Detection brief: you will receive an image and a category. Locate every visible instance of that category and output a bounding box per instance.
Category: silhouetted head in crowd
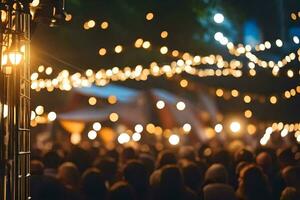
[33,176,65,200]
[180,160,205,192]
[280,187,300,200]
[81,168,107,200]
[234,149,254,164]
[58,162,80,190]
[139,153,155,176]
[31,160,44,176]
[282,166,300,190]
[198,144,213,161]
[237,164,271,200]
[203,182,237,200]
[121,147,137,164]
[211,150,232,170]
[156,150,177,169]
[94,157,117,184]
[123,160,149,198]
[159,165,185,200]
[108,181,136,200]
[178,146,196,162]
[107,149,120,163]
[205,163,228,184]
[256,151,273,175]
[67,146,91,173]
[278,148,296,169]
[43,150,62,169]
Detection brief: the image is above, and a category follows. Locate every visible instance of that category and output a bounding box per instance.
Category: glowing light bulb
[230,121,241,133]
[214,13,224,23]
[169,134,180,145]
[88,130,97,140]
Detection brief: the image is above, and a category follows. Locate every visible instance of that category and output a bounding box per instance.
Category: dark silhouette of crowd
[30,142,300,200]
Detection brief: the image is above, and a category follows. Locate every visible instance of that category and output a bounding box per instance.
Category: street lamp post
[0,1,31,200]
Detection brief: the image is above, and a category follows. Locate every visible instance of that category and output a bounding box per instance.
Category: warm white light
[3,104,8,118]
[70,133,81,145]
[93,122,102,131]
[30,111,36,121]
[214,124,223,133]
[118,133,130,144]
[293,36,299,44]
[280,129,288,137]
[156,100,165,109]
[48,112,57,121]
[169,134,180,145]
[176,101,186,111]
[132,132,141,142]
[88,130,97,140]
[214,13,224,23]
[30,0,40,7]
[183,123,192,133]
[134,124,143,133]
[276,39,283,47]
[8,51,23,65]
[35,106,44,115]
[214,32,223,41]
[230,121,241,133]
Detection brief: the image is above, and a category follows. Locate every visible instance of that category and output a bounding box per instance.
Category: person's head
[235,149,254,164]
[57,162,80,189]
[81,168,107,200]
[43,151,62,169]
[181,160,204,191]
[280,187,299,200]
[31,160,44,176]
[282,166,300,190]
[34,176,65,200]
[238,164,270,200]
[139,153,155,176]
[156,150,177,169]
[205,163,228,184]
[67,146,91,173]
[178,146,196,162]
[94,157,118,183]
[256,152,273,175]
[108,181,136,200]
[277,148,296,169]
[159,165,185,199]
[123,160,148,196]
[121,147,137,163]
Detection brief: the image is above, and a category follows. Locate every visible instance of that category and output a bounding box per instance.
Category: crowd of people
[30,142,300,200]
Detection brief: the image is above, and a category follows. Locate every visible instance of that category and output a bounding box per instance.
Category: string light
[146,12,154,21]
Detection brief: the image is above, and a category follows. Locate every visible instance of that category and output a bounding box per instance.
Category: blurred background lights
[160,31,168,38]
[132,132,141,142]
[183,123,192,133]
[214,13,224,23]
[176,101,186,111]
[35,105,44,115]
[169,134,180,145]
[230,121,241,133]
[3,104,8,118]
[109,112,119,122]
[48,112,57,121]
[100,21,109,29]
[275,39,283,47]
[70,133,81,145]
[156,100,165,109]
[134,124,143,133]
[280,129,288,137]
[118,132,130,144]
[88,97,97,105]
[30,111,36,121]
[293,36,299,44]
[88,130,97,140]
[214,123,223,133]
[146,12,154,21]
[93,122,102,131]
[214,32,223,41]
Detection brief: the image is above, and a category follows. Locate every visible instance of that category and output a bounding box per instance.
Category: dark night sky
[30,0,300,123]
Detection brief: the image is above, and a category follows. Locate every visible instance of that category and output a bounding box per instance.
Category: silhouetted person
[81,168,107,200]
[108,181,136,200]
[236,164,271,200]
[123,160,149,200]
[156,150,177,169]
